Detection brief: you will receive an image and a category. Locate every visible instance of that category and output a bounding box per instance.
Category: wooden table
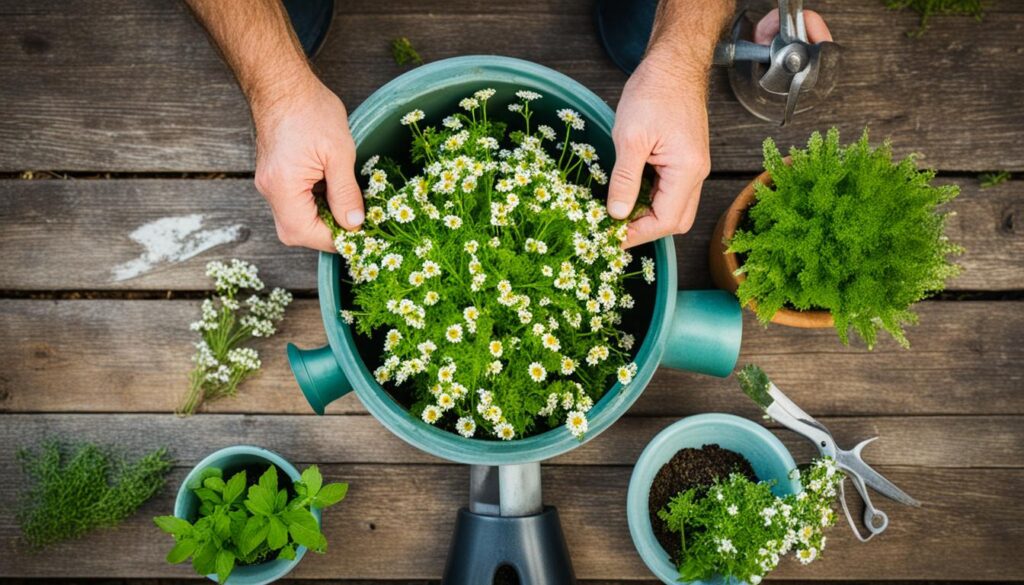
[1,0,1022,582]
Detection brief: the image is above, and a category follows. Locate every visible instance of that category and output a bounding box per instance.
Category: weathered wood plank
[1,413,1021,469]
[0,300,1020,417]
[0,0,1022,171]
[0,463,1020,580]
[1,177,1017,290]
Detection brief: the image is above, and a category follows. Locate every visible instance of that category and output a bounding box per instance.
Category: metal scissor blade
[837,440,921,507]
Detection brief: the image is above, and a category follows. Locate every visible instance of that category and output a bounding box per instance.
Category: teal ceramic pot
[174,446,322,585]
[287,55,743,466]
[626,414,802,585]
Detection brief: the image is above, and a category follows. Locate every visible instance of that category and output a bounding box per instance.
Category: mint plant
[323,89,655,441]
[179,259,293,415]
[155,465,347,583]
[659,458,842,584]
[728,128,962,349]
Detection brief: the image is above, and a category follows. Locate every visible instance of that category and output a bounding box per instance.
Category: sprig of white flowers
[323,89,656,441]
[178,259,292,415]
[659,458,842,584]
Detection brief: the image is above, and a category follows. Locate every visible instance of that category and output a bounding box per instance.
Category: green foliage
[391,37,423,66]
[326,89,655,441]
[728,128,962,349]
[658,459,842,584]
[17,440,173,548]
[179,260,293,415]
[736,364,773,409]
[884,0,985,36]
[155,465,347,583]
[979,170,1011,189]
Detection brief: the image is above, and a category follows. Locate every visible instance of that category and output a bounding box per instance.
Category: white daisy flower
[442,115,463,129]
[537,125,557,141]
[528,362,547,382]
[797,547,818,565]
[459,97,479,111]
[566,410,588,438]
[456,417,476,438]
[542,333,561,352]
[495,421,515,440]
[489,340,504,357]
[560,357,577,375]
[421,404,441,424]
[360,155,380,176]
[446,324,464,343]
[437,393,455,410]
[463,306,479,321]
[641,257,656,283]
[727,504,739,516]
[423,290,439,305]
[443,215,463,229]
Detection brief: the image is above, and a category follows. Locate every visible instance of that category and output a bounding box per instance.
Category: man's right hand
[252,75,364,252]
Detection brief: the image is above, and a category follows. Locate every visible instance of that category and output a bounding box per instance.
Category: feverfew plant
[659,458,843,584]
[325,89,655,441]
[179,259,293,415]
[155,465,347,583]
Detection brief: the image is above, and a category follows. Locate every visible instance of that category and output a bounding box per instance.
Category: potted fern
[709,128,962,349]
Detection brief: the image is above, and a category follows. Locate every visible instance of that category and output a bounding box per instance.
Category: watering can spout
[661,290,743,377]
[287,343,353,414]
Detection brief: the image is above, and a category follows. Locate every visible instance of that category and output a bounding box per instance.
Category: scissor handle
[839,475,889,542]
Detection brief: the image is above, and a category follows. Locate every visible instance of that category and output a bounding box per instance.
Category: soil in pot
[648,444,756,563]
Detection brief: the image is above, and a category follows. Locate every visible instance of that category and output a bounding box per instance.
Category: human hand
[607,54,711,248]
[754,8,833,44]
[252,75,364,252]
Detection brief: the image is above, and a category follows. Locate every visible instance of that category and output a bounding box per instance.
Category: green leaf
[267,517,289,550]
[245,484,275,517]
[274,488,288,512]
[188,467,223,491]
[258,465,278,495]
[166,538,197,564]
[213,511,232,540]
[192,540,218,576]
[222,471,246,504]
[277,543,296,560]
[194,487,222,505]
[203,476,226,492]
[153,515,193,537]
[300,465,323,498]
[312,482,348,509]
[283,509,326,552]
[215,549,236,584]
[238,516,269,555]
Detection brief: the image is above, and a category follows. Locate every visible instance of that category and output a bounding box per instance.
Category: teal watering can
[286,56,743,584]
[287,56,744,465]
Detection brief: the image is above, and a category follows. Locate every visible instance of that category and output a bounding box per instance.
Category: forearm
[645,0,734,90]
[184,0,317,118]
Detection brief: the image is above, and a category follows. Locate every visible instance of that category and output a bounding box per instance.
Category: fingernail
[346,210,364,227]
[609,201,630,219]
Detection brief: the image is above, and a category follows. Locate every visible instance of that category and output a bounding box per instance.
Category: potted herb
[324,88,657,441]
[627,414,841,584]
[154,446,347,584]
[709,128,962,348]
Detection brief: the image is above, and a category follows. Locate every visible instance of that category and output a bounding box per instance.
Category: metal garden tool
[595,0,843,125]
[738,365,921,541]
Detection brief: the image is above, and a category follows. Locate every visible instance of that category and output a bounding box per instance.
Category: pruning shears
[740,366,921,542]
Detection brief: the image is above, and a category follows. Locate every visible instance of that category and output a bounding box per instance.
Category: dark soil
[648,444,756,562]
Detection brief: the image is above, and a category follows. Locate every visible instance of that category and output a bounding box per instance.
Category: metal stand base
[441,507,576,585]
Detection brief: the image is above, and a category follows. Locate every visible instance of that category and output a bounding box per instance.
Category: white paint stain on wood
[111,214,244,281]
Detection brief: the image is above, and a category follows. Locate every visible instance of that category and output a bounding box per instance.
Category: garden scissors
[739,366,921,542]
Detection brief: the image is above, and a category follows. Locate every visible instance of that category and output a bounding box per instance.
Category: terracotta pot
[709,167,835,329]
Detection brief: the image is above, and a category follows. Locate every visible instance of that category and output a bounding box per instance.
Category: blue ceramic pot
[174,446,322,585]
[627,414,802,585]
[287,55,744,466]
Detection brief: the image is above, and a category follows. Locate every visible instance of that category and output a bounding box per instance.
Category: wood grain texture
[2,413,1021,470]
[0,300,1020,417]
[0,0,1022,172]
[1,177,1018,291]
[0,461,1020,580]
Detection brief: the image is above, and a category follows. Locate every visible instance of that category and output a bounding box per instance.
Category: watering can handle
[660,290,743,378]
[287,343,353,415]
